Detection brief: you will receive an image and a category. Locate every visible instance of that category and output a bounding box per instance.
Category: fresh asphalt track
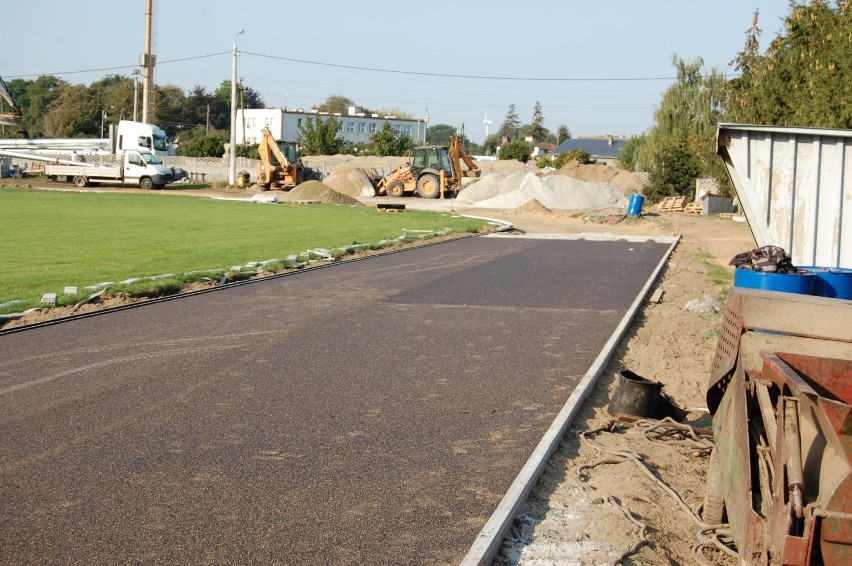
[0,234,673,564]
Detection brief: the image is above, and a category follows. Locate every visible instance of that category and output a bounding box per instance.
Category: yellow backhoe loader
[377,135,480,198]
[256,127,310,191]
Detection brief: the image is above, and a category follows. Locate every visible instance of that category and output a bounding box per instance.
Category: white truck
[44,150,174,189]
[0,120,174,158]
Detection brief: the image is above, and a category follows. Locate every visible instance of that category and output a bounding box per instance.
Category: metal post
[133,70,140,122]
[229,29,244,186]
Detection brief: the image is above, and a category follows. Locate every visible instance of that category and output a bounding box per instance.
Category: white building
[236,106,425,145]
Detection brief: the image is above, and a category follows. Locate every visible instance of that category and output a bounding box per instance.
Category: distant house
[554,135,627,166]
[531,142,557,158]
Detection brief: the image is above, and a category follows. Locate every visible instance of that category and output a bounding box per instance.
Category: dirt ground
[1,173,756,564]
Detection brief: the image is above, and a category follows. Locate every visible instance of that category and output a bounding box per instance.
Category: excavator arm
[448,135,480,184]
[0,76,23,127]
[258,127,291,170]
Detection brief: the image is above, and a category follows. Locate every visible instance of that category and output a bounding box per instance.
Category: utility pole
[229,29,244,186]
[206,104,210,135]
[140,0,155,124]
[132,68,141,122]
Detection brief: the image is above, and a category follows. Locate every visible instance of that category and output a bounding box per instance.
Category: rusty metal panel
[717,124,852,268]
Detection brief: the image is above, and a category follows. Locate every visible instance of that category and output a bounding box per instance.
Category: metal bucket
[608,370,664,419]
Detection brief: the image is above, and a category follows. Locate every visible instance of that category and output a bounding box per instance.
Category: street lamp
[229,29,245,186]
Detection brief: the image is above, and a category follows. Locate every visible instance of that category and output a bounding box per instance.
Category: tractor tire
[139,177,154,190]
[73,175,88,188]
[416,173,440,199]
[701,448,726,525]
[386,181,405,198]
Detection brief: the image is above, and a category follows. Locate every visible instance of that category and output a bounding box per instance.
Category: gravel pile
[321,165,378,198]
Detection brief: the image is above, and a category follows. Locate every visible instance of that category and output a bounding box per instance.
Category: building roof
[555,138,627,158]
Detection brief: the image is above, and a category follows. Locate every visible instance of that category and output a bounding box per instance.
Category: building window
[403,125,413,137]
[297,119,302,128]
[346,121,355,133]
[358,122,366,134]
[369,123,377,133]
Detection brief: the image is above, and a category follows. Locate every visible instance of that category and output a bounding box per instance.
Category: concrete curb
[460,234,681,565]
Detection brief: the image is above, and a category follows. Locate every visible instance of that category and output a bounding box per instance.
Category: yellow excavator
[256,127,310,191]
[377,135,480,198]
[0,75,23,128]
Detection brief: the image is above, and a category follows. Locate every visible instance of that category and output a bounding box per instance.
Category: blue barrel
[627,194,645,217]
[800,267,852,299]
[734,268,815,295]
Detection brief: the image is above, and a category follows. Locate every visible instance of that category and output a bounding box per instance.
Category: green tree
[498,104,521,140]
[298,114,343,155]
[645,55,730,194]
[525,101,550,142]
[647,140,701,203]
[617,134,649,171]
[426,123,456,144]
[176,127,228,157]
[4,76,65,137]
[728,2,852,128]
[369,121,413,156]
[317,95,355,114]
[556,123,571,145]
[497,140,533,162]
[555,148,594,168]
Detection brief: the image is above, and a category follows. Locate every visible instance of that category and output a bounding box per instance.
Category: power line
[8,52,229,79]
[241,51,676,82]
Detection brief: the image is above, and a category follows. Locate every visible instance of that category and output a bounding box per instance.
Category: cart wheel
[73,175,88,188]
[702,448,726,524]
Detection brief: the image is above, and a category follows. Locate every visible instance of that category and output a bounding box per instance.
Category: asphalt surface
[0,235,671,565]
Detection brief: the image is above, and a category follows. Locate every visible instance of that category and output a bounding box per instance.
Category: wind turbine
[483,113,492,139]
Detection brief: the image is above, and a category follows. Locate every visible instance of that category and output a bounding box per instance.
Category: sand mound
[279,180,362,206]
[508,199,553,216]
[550,161,646,193]
[322,165,376,197]
[465,172,628,211]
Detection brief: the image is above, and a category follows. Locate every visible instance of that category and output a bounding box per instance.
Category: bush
[646,141,700,203]
[498,140,533,162]
[536,156,553,169]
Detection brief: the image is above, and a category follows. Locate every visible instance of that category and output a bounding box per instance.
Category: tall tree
[728,2,852,128]
[498,104,521,140]
[646,55,729,192]
[426,123,456,144]
[317,95,355,114]
[556,123,571,145]
[525,101,550,142]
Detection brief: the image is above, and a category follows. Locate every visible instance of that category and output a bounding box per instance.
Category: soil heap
[278,180,362,206]
[321,165,377,198]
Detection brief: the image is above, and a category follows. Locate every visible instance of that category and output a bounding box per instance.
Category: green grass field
[0,188,487,311]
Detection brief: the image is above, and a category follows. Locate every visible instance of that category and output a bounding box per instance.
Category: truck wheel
[139,177,154,190]
[386,181,405,198]
[416,173,440,198]
[73,175,88,188]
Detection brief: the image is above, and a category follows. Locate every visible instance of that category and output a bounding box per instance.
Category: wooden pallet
[657,196,686,213]
[684,202,703,214]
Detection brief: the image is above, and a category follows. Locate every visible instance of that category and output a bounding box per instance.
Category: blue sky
[3,1,792,143]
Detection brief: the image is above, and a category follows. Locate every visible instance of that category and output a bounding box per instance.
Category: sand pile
[321,165,377,197]
[459,172,627,211]
[508,199,553,216]
[279,180,362,206]
[551,161,646,193]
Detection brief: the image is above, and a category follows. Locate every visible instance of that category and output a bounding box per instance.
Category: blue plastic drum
[734,268,815,295]
[799,267,852,300]
[627,194,645,217]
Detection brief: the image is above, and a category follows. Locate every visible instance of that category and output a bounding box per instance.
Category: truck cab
[125,150,173,188]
